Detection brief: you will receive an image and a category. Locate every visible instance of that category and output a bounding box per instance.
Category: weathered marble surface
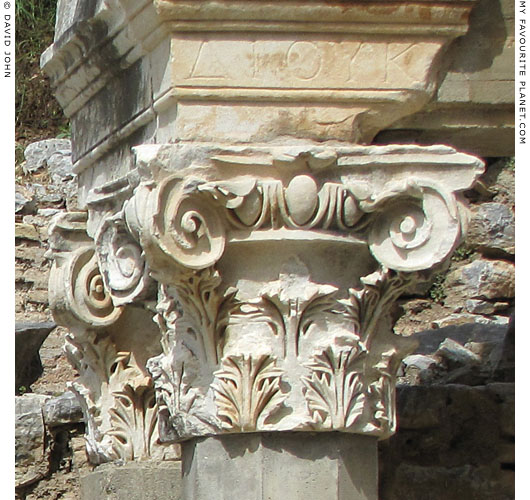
[41,0,484,206]
[41,5,489,499]
[47,141,483,460]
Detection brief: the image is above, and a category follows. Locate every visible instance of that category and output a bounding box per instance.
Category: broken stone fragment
[435,338,481,367]
[445,259,515,300]
[400,354,440,386]
[23,139,72,174]
[43,391,84,427]
[466,202,515,255]
[15,223,40,241]
[15,322,56,393]
[15,186,35,215]
[433,313,510,329]
[465,298,509,315]
[15,394,52,488]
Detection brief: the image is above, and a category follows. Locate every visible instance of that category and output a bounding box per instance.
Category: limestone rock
[15,322,56,393]
[15,186,36,215]
[435,338,481,367]
[43,391,84,427]
[465,298,510,315]
[400,354,440,386]
[32,183,66,205]
[466,203,514,255]
[15,223,40,241]
[403,355,438,372]
[433,313,509,328]
[23,139,72,174]
[492,314,514,382]
[15,394,52,488]
[446,259,515,300]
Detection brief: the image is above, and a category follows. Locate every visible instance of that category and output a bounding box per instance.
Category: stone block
[435,338,481,367]
[15,245,46,265]
[15,186,36,215]
[15,394,52,488]
[394,385,500,464]
[486,383,514,437]
[410,322,511,356]
[380,463,513,500]
[80,461,182,500]
[15,322,56,392]
[27,290,51,305]
[433,314,509,328]
[22,268,50,288]
[15,223,40,241]
[491,315,514,382]
[23,139,72,173]
[465,299,509,315]
[43,391,84,427]
[466,202,515,255]
[446,259,515,300]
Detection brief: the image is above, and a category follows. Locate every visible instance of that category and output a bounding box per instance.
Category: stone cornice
[42,0,479,176]
[155,0,475,34]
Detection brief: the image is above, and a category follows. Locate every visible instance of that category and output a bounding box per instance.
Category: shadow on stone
[15,322,56,394]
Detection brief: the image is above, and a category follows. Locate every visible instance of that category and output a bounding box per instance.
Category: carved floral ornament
[47,212,176,464]
[48,143,484,450]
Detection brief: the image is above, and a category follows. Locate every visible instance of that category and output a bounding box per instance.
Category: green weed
[428,273,446,303]
[451,244,474,262]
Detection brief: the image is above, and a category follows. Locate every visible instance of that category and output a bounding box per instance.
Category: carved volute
[47,142,482,447]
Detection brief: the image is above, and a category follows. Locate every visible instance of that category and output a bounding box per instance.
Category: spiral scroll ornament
[96,217,153,306]
[68,249,123,326]
[368,187,461,272]
[152,176,226,270]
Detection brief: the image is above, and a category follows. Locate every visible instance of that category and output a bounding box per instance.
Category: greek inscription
[349,43,387,84]
[286,41,322,80]
[387,44,419,82]
[189,41,227,79]
[349,42,425,85]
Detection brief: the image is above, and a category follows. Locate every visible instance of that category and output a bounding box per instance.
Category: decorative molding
[48,142,483,447]
[47,212,176,464]
[302,345,366,429]
[65,333,168,463]
[47,212,123,330]
[213,354,285,432]
[95,214,153,306]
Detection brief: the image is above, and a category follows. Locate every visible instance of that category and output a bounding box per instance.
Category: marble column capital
[48,141,483,445]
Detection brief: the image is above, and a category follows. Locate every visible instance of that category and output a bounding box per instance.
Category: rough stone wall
[15,140,88,500]
[15,140,80,396]
[15,142,514,499]
[394,156,514,337]
[379,156,515,500]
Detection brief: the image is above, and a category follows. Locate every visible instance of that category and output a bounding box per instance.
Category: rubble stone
[446,259,515,300]
[23,139,72,174]
[15,322,56,393]
[15,223,40,241]
[43,391,84,427]
[466,202,515,255]
[435,338,481,366]
[15,394,52,488]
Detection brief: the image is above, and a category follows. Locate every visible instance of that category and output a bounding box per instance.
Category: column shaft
[182,433,378,500]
